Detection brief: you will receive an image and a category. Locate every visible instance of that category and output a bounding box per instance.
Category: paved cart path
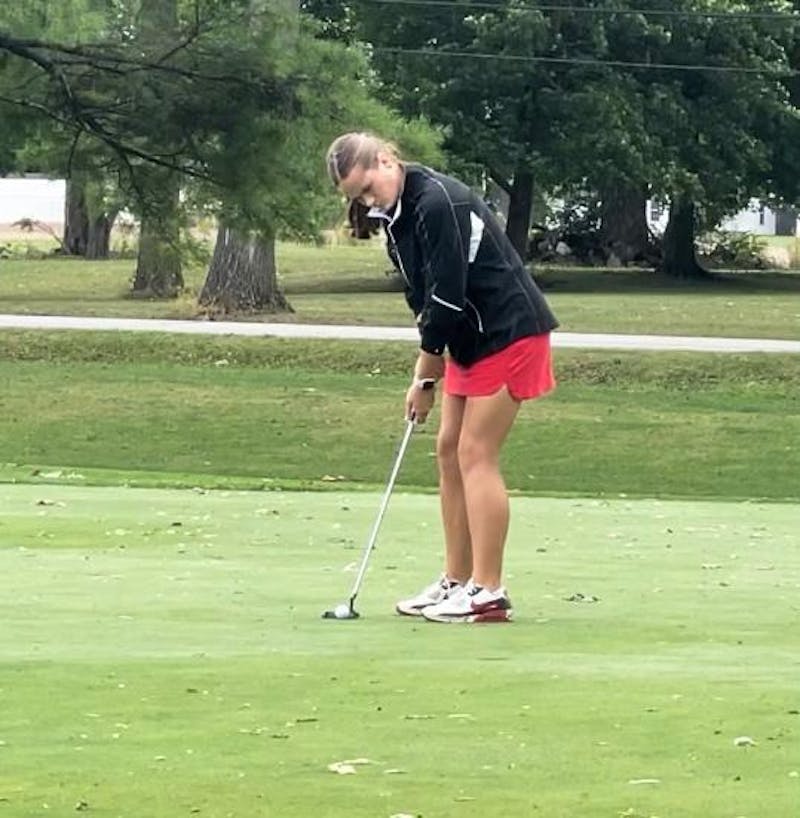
[1,313,799,353]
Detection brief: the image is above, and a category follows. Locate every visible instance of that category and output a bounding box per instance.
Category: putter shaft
[348,419,415,602]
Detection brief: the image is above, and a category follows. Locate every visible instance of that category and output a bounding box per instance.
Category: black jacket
[372,164,558,367]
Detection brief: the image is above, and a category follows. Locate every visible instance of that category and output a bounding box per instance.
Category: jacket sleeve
[413,187,468,355]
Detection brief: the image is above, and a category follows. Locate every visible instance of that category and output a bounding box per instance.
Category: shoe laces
[465,579,482,596]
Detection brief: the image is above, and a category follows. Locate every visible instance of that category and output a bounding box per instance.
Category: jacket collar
[367,196,402,227]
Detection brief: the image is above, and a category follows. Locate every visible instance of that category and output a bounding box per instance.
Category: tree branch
[1,29,277,89]
[0,93,218,183]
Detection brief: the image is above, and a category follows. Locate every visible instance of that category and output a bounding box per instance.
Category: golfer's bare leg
[436,392,472,583]
[458,387,520,590]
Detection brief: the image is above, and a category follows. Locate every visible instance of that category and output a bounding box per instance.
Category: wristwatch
[415,378,436,391]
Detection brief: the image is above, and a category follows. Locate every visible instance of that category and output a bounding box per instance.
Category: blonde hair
[326,132,401,186]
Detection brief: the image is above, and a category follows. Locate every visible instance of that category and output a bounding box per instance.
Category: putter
[322,418,416,620]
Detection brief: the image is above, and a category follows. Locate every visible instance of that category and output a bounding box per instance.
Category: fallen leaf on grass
[564,593,600,603]
[328,763,356,775]
[327,758,373,775]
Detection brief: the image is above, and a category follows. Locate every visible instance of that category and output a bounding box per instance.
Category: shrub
[697,231,767,269]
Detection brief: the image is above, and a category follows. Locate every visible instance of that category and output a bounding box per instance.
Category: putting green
[1,485,798,817]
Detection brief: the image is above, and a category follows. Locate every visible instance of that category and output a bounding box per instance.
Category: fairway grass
[1,484,798,818]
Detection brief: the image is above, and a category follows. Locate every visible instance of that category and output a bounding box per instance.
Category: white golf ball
[334,603,351,619]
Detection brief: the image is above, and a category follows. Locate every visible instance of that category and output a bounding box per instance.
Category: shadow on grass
[285,268,800,297]
[283,274,403,295]
[536,266,800,294]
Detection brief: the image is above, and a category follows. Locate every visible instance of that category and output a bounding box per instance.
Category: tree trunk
[131,173,183,297]
[660,197,708,278]
[199,224,292,314]
[63,178,89,256]
[600,182,651,265]
[505,170,534,261]
[132,214,183,297]
[85,212,116,259]
[63,176,115,259]
[787,22,800,107]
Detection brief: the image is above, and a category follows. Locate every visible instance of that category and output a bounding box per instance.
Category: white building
[647,198,799,236]
[0,176,66,226]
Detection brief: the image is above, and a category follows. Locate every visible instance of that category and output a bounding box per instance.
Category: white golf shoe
[421,580,513,623]
[395,574,464,617]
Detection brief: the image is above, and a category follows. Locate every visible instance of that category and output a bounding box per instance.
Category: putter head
[321,602,360,620]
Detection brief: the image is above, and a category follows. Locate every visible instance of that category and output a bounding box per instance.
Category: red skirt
[444,333,556,401]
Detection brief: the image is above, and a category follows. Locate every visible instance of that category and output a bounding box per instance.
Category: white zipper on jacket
[465,298,485,333]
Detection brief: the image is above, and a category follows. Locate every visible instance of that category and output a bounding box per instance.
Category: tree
[197,20,443,314]
[129,0,184,296]
[310,0,798,276]
[0,1,124,257]
[580,2,800,275]
[309,2,669,261]
[1,0,299,305]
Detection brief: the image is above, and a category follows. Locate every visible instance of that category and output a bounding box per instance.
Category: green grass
[1,332,798,501]
[0,257,207,318]
[1,244,798,817]
[1,243,798,817]
[1,243,799,337]
[1,484,798,817]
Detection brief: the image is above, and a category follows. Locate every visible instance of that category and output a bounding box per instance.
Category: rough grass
[0,332,798,502]
[2,329,800,384]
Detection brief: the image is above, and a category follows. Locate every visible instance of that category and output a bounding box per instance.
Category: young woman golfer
[326,133,558,623]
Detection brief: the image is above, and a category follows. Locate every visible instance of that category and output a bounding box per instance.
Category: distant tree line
[305,0,800,277]
[1,0,798,314]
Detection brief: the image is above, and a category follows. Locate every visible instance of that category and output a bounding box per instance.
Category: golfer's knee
[436,430,460,472]
[457,436,493,476]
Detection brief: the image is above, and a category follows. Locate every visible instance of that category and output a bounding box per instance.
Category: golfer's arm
[414,349,444,382]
